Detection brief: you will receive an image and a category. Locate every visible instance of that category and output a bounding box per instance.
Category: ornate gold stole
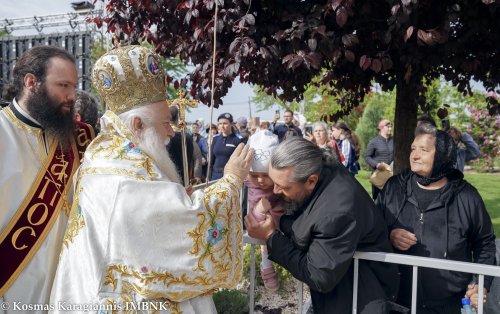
[0,123,94,296]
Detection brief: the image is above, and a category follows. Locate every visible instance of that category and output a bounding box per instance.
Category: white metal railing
[241,247,500,314]
[353,252,500,314]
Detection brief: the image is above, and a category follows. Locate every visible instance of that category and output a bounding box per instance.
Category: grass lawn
[355,170,500,237]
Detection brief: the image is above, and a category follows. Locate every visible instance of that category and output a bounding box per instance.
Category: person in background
[447,126,481,172]
[74,90,99,131]
[210,113,243,180]
[196,118,206,138]
[260,120,271,131]
[0,45,94,310]
[245,137,399,314]
[377,123,496,313]
[236,116,250,143]
[245,130,284,291]
[248,117,259,134]
[365,119,394,199]
[272,109,303,142]
[306,121,344,165]
[331,121,361,176]
[199,123,217,181]
[167,106,203,186]
[191,121,202,144]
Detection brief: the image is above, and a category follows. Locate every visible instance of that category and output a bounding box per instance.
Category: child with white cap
[245,129,284,291]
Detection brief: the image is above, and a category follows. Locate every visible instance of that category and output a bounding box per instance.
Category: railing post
[411,266,418,314]
[352,257,359,314]
[249,243,256,314]
[297,280,303,313]
[478,274,484,314]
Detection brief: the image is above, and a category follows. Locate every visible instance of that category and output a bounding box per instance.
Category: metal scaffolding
[0,10,102,34]
[0,8,103,95]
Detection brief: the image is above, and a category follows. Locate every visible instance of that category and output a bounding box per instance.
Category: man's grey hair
[271,137,323,182]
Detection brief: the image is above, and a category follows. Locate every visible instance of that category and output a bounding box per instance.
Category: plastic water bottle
[461,297,477,314]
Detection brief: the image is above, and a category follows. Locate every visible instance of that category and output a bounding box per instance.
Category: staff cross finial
[170,90,198,129]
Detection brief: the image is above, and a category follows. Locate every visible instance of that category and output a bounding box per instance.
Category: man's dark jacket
[267,164,399,314]
[167,132,193,185]
[364,135,394,171]
[377,169,496,308]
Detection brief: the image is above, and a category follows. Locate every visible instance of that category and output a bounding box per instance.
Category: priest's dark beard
[25,83,76,150]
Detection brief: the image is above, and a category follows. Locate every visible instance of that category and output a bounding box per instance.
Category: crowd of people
[0,44,496,314]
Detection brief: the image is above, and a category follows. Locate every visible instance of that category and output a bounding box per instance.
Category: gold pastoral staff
[171,90,198,186]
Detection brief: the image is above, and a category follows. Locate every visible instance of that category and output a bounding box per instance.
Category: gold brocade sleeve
[98,174,244,306]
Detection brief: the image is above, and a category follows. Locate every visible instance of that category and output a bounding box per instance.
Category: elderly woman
[307,121,343,164]
[377,123,496,313]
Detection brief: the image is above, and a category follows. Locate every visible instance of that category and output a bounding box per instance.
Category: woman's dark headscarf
[413,124,457,186]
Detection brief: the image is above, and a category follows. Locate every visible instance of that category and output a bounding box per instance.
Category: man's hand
[465,284,487,309]
[224,143,253,180]
[390,228,417,251]
[376,162,387,171]
[244,212,276,241]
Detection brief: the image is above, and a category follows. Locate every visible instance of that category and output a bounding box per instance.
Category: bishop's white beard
[136,127,181,184]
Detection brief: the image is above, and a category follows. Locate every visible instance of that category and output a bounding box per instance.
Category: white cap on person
[247,129,279,173]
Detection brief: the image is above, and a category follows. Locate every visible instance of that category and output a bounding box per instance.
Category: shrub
[213,289,249,314]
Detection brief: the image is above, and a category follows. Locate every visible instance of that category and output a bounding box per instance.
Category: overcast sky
[1,0,281,124]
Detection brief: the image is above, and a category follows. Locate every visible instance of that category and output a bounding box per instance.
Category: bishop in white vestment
[50,45,251,313]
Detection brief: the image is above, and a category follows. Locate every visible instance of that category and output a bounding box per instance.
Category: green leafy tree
[96,0,499,173]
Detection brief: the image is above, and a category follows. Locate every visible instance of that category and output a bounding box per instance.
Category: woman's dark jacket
[267,164,399,314]
[377,169,496,308]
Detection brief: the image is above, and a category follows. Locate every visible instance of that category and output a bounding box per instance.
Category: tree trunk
[393,77,419,174]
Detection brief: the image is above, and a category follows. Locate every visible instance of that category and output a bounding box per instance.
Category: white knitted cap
[248,129,279,173]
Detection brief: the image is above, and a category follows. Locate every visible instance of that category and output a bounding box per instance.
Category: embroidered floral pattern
[124,141,142,154]
[207,223,224,245]
[84,112,160,179]
[187,174,243,286]
[102,267,182,314]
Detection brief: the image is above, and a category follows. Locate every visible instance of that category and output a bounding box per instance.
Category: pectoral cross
[171,90,198,186]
